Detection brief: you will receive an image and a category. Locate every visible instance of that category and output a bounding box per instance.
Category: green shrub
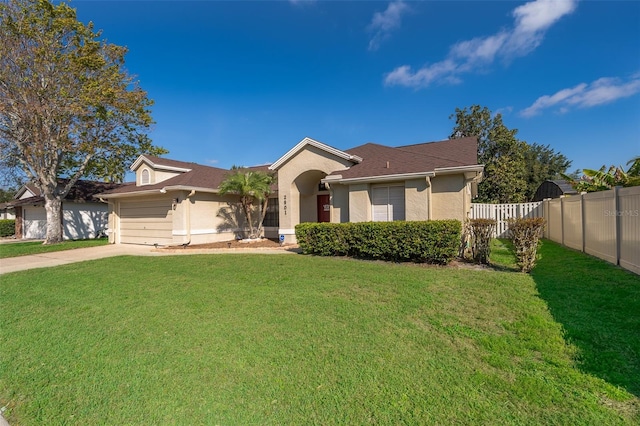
[295,220,461,264]
[469,218,496,264]
[508,217,545,273]
[0,219,15,237]
[295,223,351,256]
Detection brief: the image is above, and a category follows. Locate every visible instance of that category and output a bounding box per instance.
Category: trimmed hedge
[295,220,461,264]
[0,219,15,237]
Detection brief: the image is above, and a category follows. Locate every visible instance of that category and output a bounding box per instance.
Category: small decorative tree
[508,217,545,273]
[218,168,275,239]
[469,218,496,264]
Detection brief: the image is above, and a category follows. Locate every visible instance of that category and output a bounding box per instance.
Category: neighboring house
[7,180,123,240]
[0,203,15,220]
[533,179,578,201]
[98,136,483,245]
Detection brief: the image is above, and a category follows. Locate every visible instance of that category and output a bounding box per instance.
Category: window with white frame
[372,185,405,221]
[141,168,150,185]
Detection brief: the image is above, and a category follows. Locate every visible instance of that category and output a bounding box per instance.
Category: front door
[317,194,330,222]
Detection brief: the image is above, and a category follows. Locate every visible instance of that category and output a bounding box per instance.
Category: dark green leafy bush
[469,218,496,264]
[0,219,15,237]
[508,217,546,273]
[295,220,461,264]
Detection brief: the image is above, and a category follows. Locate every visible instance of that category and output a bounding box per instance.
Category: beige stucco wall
[331,183,349,223]
[275,145,354,243]
[174,191,265,244]
[405,178,429,221]
[431,174,466,221]
[348,183,371,222]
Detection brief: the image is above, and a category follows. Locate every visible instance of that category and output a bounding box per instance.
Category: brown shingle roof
[332,137,478,179]
[8,180,125,207]
[137,155,198,170]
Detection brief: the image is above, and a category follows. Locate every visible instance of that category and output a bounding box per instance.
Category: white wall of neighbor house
[62,202,108,240]
[1,209,15,220]
[21,203,108,240]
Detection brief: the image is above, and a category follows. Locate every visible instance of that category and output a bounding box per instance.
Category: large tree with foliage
[0,0,166,244]
[523,142,571,200]
[218,168,275,239]
[450,105,570,203]
[450,105,528,203]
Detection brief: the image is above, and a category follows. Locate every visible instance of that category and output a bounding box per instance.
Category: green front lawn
[0,238,108,259]
[0,242,638,424]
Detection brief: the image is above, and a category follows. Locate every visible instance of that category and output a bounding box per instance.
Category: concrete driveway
[0,244,162,275]
[0,243,300,275]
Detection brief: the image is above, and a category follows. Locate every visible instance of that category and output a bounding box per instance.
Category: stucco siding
[275,144,354,242]
[405,178,429,221]
[331,183,349,223]
[431,174,465,220]
[348,183,371,222]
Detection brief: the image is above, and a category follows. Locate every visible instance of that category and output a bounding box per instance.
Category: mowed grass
[0,238,108,259]
[1,244,638,425]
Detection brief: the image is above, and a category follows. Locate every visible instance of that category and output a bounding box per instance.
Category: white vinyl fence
[470,202,543,238]
[470,186,640,275]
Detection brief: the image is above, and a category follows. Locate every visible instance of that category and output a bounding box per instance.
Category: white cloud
[384,0,577,88]
[521,75,640,117]
[368,1,410,51]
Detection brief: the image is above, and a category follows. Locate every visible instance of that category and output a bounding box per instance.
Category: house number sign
[283,195,287,215]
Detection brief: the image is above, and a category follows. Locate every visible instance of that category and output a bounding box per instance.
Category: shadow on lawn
[530,240,640,397]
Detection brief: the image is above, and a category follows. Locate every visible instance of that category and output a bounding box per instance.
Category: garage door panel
[119,199,173,245]
[23,207,47,239]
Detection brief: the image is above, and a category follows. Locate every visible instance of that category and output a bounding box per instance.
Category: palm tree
[218,168,275,239]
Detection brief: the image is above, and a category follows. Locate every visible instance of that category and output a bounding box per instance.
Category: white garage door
[119,199,173,245]
[23,206,47,239]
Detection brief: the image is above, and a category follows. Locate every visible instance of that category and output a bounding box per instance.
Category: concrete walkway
[0,243,300,275]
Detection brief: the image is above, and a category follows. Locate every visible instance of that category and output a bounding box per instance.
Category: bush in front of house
[469,218,496,264]
[295,220,461,264]
[0,219,15,237]
[508,217,546,273]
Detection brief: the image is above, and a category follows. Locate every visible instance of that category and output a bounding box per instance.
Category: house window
[141,169,150,185]
[263,198,279,227]
[372,186,405,221]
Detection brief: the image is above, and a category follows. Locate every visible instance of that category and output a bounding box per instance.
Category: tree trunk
[43,195,63,244]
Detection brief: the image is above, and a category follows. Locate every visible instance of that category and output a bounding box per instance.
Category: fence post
[614,186,621,266]
[560,195,565,246]
[580,192,586,254]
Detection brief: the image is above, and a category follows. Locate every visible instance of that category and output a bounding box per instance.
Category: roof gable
[269,137,362,171]
[130,154,196,173]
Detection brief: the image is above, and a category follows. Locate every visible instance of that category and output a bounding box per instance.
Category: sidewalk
[0,243,300,275]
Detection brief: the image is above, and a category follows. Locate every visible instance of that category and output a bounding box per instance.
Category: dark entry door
[317,194,330,222]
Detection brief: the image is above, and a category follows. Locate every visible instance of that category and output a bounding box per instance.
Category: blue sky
[73,0,640,174]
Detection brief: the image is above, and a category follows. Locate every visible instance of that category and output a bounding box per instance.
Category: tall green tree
[0,0,166,244]
[450,105,528,203]
[218,168,275,239]
[523,143,571,200]
[450,105,571,203]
